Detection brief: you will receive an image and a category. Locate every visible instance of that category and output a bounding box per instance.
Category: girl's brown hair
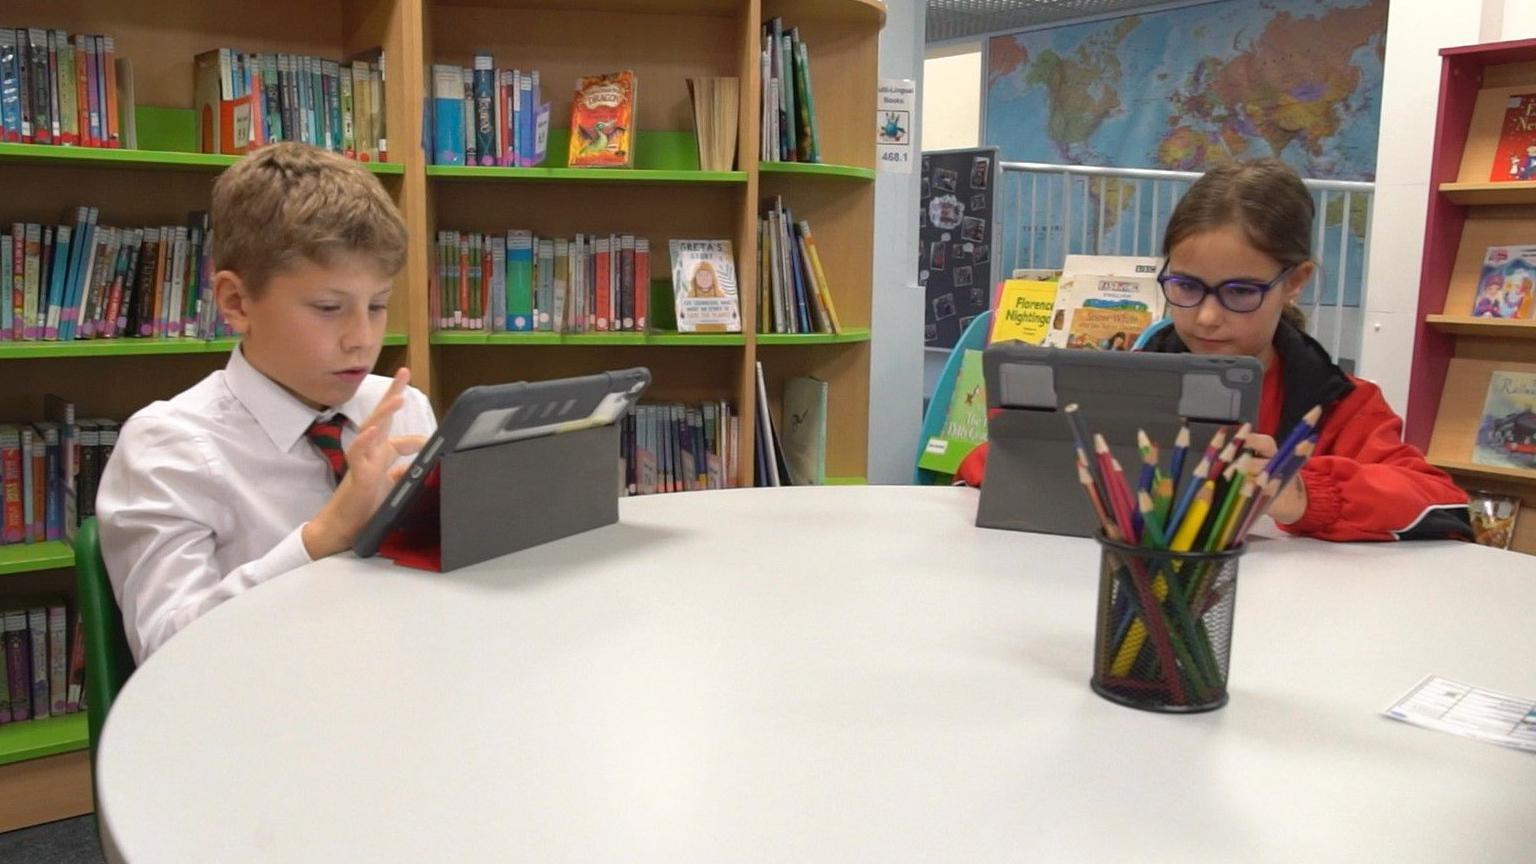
[1162,158,1312,331]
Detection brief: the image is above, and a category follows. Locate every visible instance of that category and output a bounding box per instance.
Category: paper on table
[1383,674,1536,754]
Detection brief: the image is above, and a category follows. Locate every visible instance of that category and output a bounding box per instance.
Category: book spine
[25,29,51,145]
[36,425,61,540]
[473,55,495,166]
[28,609,48,718]
[326,60,342,152]
[72,37,88,146]
[338,62,352,156]
[88,36,105,148]
[800,223,842,333]
[65,608,84,712]
[462,67,474,165]
[794,223,831,333]
[634,238,650,333]
[431,65,464,166]
[14,28,33,143]
[508,231,532,331]
[54,30,77,146]
[44,31,60,144]
[552,238,568,334]
[5,611,30,721]
[0,230,9,341]
[103,35,120,147]
[19,428,35,540]
[48,606,67,716]
[22,224,43,340]
[594,237,611,332]
[617,234,634,332]
[21,224,40,340]
[0,31,20,142]
[26,428,45,541]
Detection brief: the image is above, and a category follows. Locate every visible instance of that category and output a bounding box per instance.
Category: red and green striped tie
[304,415,349,484]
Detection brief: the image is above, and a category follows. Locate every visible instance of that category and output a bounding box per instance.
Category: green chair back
[74,517,136,767]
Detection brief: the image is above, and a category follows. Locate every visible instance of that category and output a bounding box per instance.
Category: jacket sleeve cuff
[1279,464,1341,534]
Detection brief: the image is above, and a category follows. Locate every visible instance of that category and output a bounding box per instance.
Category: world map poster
[984,0,1387,182]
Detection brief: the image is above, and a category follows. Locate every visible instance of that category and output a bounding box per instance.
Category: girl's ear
[1284,261,1315,305]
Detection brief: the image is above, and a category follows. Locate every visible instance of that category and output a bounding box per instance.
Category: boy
[97,143,436,663]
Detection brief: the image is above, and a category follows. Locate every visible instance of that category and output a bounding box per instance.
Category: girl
[958,159,1472,543]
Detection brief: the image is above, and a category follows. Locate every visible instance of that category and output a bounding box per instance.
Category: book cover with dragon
[569,71,635,168]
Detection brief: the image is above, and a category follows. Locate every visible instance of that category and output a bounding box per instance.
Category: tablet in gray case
[975,343,1262,538]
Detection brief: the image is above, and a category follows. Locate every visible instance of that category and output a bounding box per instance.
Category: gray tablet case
[975,343,1262,538]
[439,423,619,572]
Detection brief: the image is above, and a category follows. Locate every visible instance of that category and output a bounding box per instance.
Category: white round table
[96,486,1536,863]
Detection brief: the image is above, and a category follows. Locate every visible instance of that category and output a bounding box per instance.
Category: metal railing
[999,161,1375,368]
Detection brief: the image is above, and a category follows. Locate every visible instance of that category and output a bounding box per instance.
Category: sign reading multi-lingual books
[877,78,915,174]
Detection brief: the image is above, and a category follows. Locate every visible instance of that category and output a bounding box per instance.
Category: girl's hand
[1235,433,1308,524]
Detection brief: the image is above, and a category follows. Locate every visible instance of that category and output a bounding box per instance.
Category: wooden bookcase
[1408,38,1536,555]
[0,0,882,827]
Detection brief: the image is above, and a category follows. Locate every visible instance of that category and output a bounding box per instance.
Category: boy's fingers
[388,464,409,484]
[361,369,411,427]
[390,435,427,455]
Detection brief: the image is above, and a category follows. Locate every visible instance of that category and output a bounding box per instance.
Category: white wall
[868,0,925,484]
[922,42,982,151]
[1358,0,1536,414]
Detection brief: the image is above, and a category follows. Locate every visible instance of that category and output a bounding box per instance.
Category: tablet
[975,343,1261,537]
[353,367,651,558]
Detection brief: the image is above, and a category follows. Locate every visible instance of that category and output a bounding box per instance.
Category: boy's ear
[1284,261,1315,304]
[214,270,253,334]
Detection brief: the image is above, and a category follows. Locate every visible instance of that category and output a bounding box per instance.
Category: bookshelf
[1407,38,1536,556]
[1,0,883,823]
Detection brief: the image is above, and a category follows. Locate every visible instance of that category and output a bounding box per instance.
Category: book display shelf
[1409,39,1536,555]
[1,0,883,827]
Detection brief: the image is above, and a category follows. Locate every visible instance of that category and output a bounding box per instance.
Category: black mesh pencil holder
[1090,533,1244,713]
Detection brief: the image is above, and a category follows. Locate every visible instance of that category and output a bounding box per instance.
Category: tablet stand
[378,423,620,572]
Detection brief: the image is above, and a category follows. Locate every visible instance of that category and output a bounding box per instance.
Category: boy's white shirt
[96,345,437,663]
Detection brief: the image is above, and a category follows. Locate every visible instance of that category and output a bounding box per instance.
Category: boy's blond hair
[211,142,407,294]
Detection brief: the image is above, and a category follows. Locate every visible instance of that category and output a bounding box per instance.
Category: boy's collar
[226,345,356,453]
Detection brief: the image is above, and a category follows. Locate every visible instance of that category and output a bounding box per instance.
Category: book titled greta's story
[669,239,740,333]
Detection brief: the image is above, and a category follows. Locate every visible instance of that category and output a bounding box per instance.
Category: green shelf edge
[0,541,75,576]
[426,165,746,185]
[0,142,402,174]
[0,333,406,359]
[431,332,744,346]
[756,328,872,345]
[759,161,876,181]
[0,714,90,766]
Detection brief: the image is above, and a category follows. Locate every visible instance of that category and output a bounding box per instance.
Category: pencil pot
[1090,534,1243,713]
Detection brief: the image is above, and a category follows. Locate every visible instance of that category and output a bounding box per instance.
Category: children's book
[669,239,740,333]
[1490,92,1536,183]
[918,348,987,475]
[1472,370,1536,470]
[1468,490,1520,550]
[1469,245,1536,319]
[781,376,826,485]
[1044,255,1163,350]
[569,71,635,168]
[989,279,1059,345]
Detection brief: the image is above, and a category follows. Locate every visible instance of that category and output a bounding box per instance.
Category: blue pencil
[1263,404,1322,477]
[1167,422,1190,502]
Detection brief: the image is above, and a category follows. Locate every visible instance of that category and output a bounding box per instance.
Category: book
[4,610,29,721]
[686,77,739,172]
[0,426,21,543]
[569,71,635,168]
[27,607,47,718]
[669,239,741,333]
[1472,371,1536,470]
[781,376,826,485]
[1045,255,1164,350]
[1490,92,1536,183]
[48,605,66,715]
[432,64,464,166]
[917,349,988,475]
[1469,245,1536,319]
[754,361,781,487]
[1468,490,1520,550]
[65,607,84,712]
[989,279,1060,345]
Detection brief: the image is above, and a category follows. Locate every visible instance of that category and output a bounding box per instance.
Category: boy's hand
[302,369,425,559]
[1235,433,1308,525]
